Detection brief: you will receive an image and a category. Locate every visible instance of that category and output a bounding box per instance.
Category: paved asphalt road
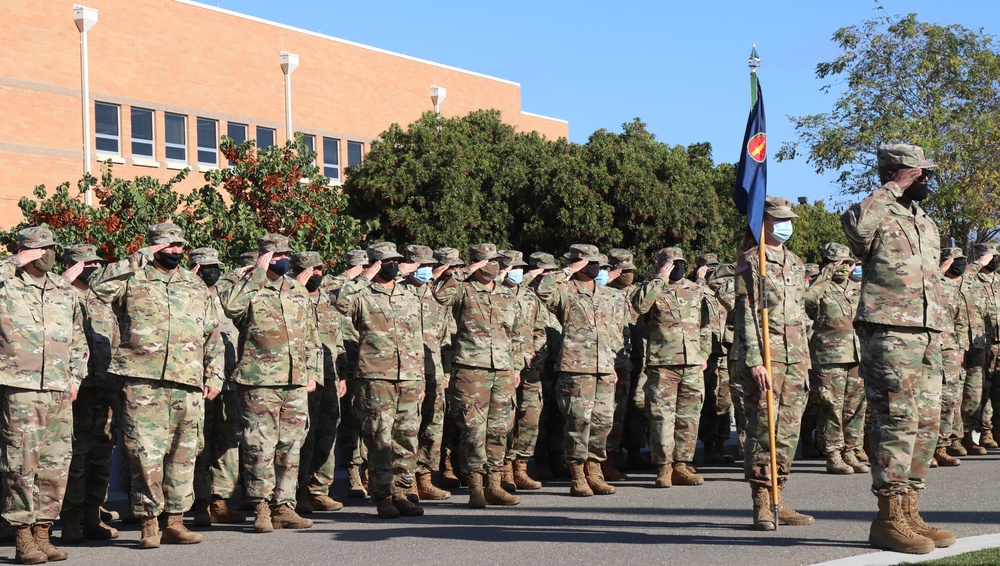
[17,447,999,566]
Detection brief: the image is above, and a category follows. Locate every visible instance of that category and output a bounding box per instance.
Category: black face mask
[155,252,184,270]
[947,258,967,277]
[79,266,99,284]
[904,182,930,202]
[379,262,399,281]
[306,274,323,292]
[198,265,222,287]
[584,263,601,279]
[669,261,687,282]
[986,257,1000,273]
[269,258,290,277]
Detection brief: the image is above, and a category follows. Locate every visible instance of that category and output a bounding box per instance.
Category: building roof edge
[520,110,568,124]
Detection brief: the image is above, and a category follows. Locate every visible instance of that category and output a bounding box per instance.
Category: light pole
[430,85,446,114]
[74,5,98,206]
[280,52,299,142]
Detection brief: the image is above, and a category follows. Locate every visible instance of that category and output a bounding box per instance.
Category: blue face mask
[770,220,793,244]
[852,266,863,280]
[505,268,524,286]
[413,266,434,285]
[268,258,290,276]
[595,269,610,286]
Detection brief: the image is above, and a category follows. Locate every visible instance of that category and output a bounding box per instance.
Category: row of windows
[95,102,364,181]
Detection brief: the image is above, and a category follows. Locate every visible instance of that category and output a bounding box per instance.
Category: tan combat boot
[980,429,998,449]
[416,472,452,500]
[901,490,956,548]
[13,524,47,564]
[161,513,203,544]
[32,522,68,561]
[360,463,370,492]
[441,456,462,489]
[82,505,118,539]
[584,460,616,495]
[569,462,593,497]
[654,464,672,488]
[933,446,961,467]
[601,458,629,482]
[751,485,776,531]
[309,492,345,511]
[99,507,119,522]
[947,438,967,457]
[403,482,420,503]
[208,496,246,523]
[375,497,400,519]
[842,448,870,473]
[671,462,705,486]
[961,432,987,455]
[484,471,521,506]
[59,507,84,544]
[775,484,814,526]
[467,472,487,508]
[192,498,212,527]
[501,460,517,492]
[869,494,934,554]
[825,451,854,474]
[137,516,160,548]
[252,499,273,533]
[392,489,424,517]
[512,458,542,490]
[855,447,869,463]
[270,503,314,529]
[347,465,368,498]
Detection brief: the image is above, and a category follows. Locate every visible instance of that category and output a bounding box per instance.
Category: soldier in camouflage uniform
[695,253,736,465]
[601,249,637,481]
[536,244,618,497]
[965,243,999,453]
[733,197,814,531]
[935,248,969,467]
[60,244,120,545]
[431,247,466,489]
[711,263,746,460]
[188,247,246,528]
[434,243,522,507]
[336,242,425,519]
[805,243,868,475]
[842,144,953,554]
[0,227,86,564]
[91,222,223,549]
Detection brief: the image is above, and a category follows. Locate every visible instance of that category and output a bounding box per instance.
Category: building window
[257,127,275,150]
[95,102,120,154]
[165,113,186,162]
[323,137,340,180]
[227,122,247,166]
[131,107,154,158]
[197,118,218,166]
[301,134,315,155]
[347,141,364,169]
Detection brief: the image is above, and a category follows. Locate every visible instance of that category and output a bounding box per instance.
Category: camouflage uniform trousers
[939,349,964,447]
[742,360,808,487]
[121,378,203,518]
[645,365,705,464]
[982,345,1000,433]
[300,376,341,496]
[623,358,650,452]
[858,323,942,496]
[240,385,308,507]
[699,351,734,444]
[959,346,987,436]
[507,368,543,459]
[812,363,867,454]
[556,372,615,464]
[0,388,73,525]
[193,387,241,500]
[605,363,632,453]
[801,370,823,453]
[451,366,515,473]
[355,379,421,500]
[337,347,367,468]
[64,386,119,512]
[416,354,447,474]
[727,351,747,453]
[532,364,563,465]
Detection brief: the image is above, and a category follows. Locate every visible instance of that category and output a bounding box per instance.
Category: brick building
[0,0,568,227]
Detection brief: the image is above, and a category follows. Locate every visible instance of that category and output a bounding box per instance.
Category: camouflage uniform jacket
[335,278,424,381]
[733,246,808,368]
[91,248,224,391]
[535,270,617,374]
[973,266,1000,343]
[221,268,323,387]
[608,285,637,370]
[958,274,990,349]
[79,287,121,390]
[709,271,736,348]
[842,182,944,332]
[212,288,239,383]
[0,257,87,391]
[433,277,521,371]
[516,284,549,372]
[404,280,451,375]
[699,278,727,355]
[940,276,970,352]
[633,277,710,367]
[323,273,358,351]
[804,271,861,365]
[310,288,344,370]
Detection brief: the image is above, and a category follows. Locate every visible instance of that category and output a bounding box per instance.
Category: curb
[812,533,1000,565]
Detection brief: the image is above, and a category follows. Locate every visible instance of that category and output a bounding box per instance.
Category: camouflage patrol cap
[291,251,323,271]
[695,253,720,267]
[877,144,935,170]
[529,252,558,271]
[469,243,500,262]
[188,247,221,266]
[18,226,56,249]
[346,249,370,267]
[404,245,437,265]
[609,249,636,271]
[941,247,966,261]
[367,242,403,262]
[146,222,187,246]
[596,254,612,269]
[764,196,799,220]
[257,233,293,254]
[564,244,601,263]
[656,247,686,264]
[821,243,852,263]
[805,263,820,278]
[239,251,259,267]
[974,242,998,257]
[497,250,528,268]
[433,247,465,267]
[64,244,102,264]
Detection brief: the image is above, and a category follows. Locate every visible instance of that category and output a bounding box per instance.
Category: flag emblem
[747,132,766,163]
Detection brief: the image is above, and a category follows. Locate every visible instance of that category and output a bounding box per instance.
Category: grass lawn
[895,547,1000,565]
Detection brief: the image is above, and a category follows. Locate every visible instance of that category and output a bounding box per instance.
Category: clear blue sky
[217,0,998,209]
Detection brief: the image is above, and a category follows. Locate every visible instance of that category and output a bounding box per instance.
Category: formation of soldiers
[0,143,993,562]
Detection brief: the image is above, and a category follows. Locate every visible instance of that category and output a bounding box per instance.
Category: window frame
[94,101,121,155]
[322,137,340,181]
[196,117,218,166]
[130,107,155,159]
[347,140,364,170]
[164,112,187,163]
[257,127,276,150]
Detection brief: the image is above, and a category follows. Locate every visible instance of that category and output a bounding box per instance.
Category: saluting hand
[398,262,419,276]
[468,260,488,273]
[526,268,544,281]
[147,243,171,255]
[63,261,85,283]
[656,260,675,280]
[189,263,201,274]
[13,248,45,266]
[295,267,313,286]
[255,251,274,271]
[696,266,709,281]
[891,167,924,190]
[362,260,382,281]
[607,268,622,283]
[343,265,365,279]
[568,259,588,274]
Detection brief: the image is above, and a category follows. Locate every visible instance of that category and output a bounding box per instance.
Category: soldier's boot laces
[933,446,961,467]
[375,497,400,519]
[484,471,521,506]
[512,458,542,490]
[416,472,452,500]
[869,494,935,554]
[569,462,594,497]
[270,503,314,529]
[252,500,274,533]
[161,513,203,544]
[901,490,956,548]
[309,493,345,511]
[751,485,775,531]
[440,457,462,489]
[825,451,854,475]
[192,498,212,527]
[347,465,369,498]
[32,522,67,562]
[295,488,314,515]
[980,429,999,449]
[208,496,246,523]
[13,524,47,565]
[842,448,871,473]
[947,438,967,457]
[82,505,118,540]
[654,464,672,488]
[961,433,987,456]
[467,472,487,509]
[58,508,84,545]
[392,489,424,517]
[776,485,814,526]
[600,457,629,482]
[501,460,517,492]
[671,462,705,486]
[137,516,160,548]
[584,460,616,495]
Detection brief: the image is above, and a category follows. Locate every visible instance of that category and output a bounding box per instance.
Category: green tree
[784,200,849,264]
